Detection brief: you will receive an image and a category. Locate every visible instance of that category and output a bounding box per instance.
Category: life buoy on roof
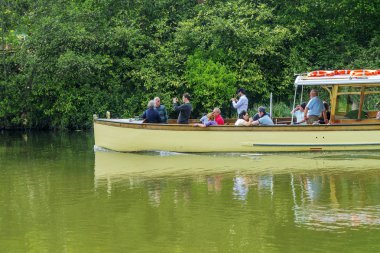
[334,70,351,75]
[307,70,335,77]
[350,69,379,77]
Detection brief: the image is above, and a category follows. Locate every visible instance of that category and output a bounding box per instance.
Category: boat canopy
[294,75,380,87]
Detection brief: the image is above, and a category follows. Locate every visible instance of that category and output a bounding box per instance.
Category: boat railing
[156,117,295,125]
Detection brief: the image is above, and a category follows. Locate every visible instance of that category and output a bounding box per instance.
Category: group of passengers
[141,97,168,123]
[234,107,274,126]
[194,108,225,127]
[141,93,193,124]
[291,90,330,125]
[142,88,334,126]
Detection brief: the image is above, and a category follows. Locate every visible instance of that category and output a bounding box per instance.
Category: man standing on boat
[173,93,192,124]
[231,88,248,115]
[154,97,168,123]
[142,100,162,123]
[304,89,328,124]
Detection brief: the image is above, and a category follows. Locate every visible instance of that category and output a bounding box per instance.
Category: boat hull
[94,120,380,152]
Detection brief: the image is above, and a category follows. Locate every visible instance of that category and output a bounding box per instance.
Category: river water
[1,131,380,252]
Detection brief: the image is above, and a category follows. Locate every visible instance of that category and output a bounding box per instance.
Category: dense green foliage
[1,0,379,129]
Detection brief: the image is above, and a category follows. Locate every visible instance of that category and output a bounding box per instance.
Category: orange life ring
[350,69,378,77]
[307,70,335,77]
[334,70,351,75]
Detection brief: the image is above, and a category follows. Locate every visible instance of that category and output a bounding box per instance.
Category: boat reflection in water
[94,149,380,180]
[94,150,380,230]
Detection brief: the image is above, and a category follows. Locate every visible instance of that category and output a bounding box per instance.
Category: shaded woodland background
[1,0,379,129]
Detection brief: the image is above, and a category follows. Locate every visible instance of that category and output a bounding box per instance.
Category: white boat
[94,70,380,152]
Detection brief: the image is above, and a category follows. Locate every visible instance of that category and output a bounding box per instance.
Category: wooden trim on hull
[94,119,380,132]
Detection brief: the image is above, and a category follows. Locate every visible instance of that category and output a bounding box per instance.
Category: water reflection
[207,175,223,193]
[95,150,380,231]
[291,172,380,231]
[2,131,380,252]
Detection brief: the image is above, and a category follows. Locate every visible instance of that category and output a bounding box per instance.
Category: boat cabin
[294,70,380,124]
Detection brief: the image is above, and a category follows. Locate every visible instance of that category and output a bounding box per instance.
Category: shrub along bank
[0,0,379,129]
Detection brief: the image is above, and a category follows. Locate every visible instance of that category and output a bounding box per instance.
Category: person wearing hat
[251,106,274,126]
[231,88,248,115]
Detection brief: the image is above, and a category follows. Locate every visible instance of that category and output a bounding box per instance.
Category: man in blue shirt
[304,89,328,124]
[231,88,249,115]
[251,106,274,126]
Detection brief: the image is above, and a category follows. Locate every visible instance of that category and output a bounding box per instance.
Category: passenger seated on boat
[142,100,161,123]
[235,110,252,126]
[194,113,217,127]
[319,101,331,124]
[291,102,306,125]
[251,106,274,126]
[199,113,209,124]
[376,102,380,120]
[252,113,260,121]
[213,107,225,125]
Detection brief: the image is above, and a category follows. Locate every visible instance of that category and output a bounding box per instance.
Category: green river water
[1,131,380,253]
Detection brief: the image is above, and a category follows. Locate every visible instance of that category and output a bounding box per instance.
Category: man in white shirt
[291,102,306,125]
[231,88,248,115]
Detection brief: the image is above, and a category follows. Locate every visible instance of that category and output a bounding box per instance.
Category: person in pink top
[213,107,224,125]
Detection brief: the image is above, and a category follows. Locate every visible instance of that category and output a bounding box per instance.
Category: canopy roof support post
[291,85,298,124]
[358,86,366,120]
[270,92,273,118]
[330,85,339,123]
